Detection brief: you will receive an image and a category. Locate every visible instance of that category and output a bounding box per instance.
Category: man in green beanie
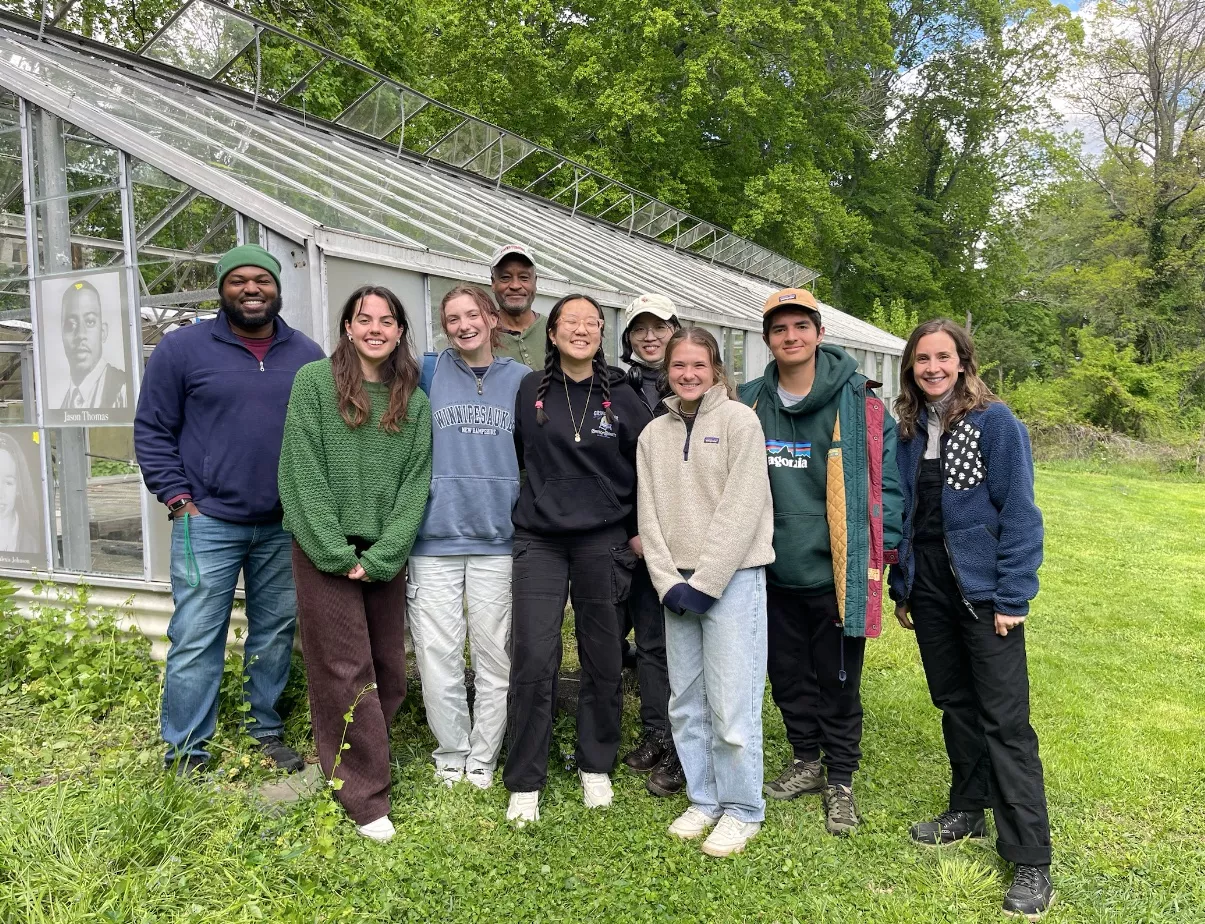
[135,243,324,776]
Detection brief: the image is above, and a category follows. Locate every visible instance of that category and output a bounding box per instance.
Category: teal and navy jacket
[740,345,903,637]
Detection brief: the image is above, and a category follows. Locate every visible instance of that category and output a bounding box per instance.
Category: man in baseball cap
[490,244,546,366]
[739,285,902,836]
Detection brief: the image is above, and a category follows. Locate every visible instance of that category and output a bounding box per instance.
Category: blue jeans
[664,567,768,823]
[162,514,297,764]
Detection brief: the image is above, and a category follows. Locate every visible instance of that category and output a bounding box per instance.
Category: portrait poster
[0,426,47,569]
[37,269,134,426]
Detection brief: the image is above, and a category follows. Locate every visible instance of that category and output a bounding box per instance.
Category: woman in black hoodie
[504,294,652,826]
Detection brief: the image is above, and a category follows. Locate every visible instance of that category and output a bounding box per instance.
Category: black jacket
[513,365,652,536]
[625,362,670,417]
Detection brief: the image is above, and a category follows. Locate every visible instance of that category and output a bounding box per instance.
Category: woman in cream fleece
[636,327,775,858]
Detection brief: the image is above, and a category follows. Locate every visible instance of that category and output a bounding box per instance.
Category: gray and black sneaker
[257,735,305,773]
[763,758,825,800]
[909,809,987,846]
[821,783,860,835]
[1003,865,1056,920]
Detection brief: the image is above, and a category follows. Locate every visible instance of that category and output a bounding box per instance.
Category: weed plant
[0,467,1203,922]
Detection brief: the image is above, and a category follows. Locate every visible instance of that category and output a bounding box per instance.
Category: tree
[1072,0,1205,359]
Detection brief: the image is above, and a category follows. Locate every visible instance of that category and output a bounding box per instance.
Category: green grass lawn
[2,466,1204,923]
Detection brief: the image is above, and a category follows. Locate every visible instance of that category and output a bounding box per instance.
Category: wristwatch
[167,497,191,519]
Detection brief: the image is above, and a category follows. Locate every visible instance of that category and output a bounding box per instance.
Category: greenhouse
[0,1,904,641]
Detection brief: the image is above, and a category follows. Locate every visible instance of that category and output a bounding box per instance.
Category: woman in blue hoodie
[890,319,1053,921]
[408,284,530,792]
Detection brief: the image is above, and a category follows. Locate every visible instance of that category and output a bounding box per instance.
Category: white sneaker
[466,768,493,790]
[668,805,720,840]
[579,770,613,808]
[434,765,464,788]
[355,816,395,843]
[507,790,540,827]
[700,814,761,857]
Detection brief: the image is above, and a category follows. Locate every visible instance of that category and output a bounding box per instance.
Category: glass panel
[0,291,34,425]
[277,58,378,122]
[428,120,494,170]
[48,426,143,577]
[143,2,257,78]
[730,330,746,385]
[219,30,325,102]
[395,105,462,156]
[339,83,425,139]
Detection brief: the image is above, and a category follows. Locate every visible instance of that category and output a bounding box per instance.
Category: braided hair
[535,293,614,426]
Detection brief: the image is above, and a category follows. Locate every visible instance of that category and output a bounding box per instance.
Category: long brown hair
[894,319,997,440]
[332,285,419,432]
[440,284,503,350]
[663,328,737,400]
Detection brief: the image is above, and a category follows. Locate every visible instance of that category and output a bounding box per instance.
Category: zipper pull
[259,360,265,372]
[477,377,484,395]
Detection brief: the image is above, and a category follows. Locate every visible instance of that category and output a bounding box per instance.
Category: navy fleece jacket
[134,312,324,524]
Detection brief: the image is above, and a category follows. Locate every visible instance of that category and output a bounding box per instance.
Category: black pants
[622,561,670,739]
[911,541,1052,867]
[766,585,865,786]
[503,525,635,792]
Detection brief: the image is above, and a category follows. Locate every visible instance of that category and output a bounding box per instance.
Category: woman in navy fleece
[889,319,1054,921]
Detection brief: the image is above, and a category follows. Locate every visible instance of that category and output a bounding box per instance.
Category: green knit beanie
[216,244,282,290]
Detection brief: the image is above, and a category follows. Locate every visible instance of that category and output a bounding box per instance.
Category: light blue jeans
[664,566,768,823]
[162,514,297,764]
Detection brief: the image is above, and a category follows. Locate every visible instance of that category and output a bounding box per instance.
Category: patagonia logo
[766,439,810,469]
[777,293,797,303]
[704,436,719,444]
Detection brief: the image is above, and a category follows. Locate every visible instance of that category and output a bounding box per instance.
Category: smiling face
[61,285,105,382]
[491,256,537,317]
[765,308,823,371]
[344,293,402,367]
[220,265,281,332]
[627,312,674,365]
[443,292,497,358]
[550,298,603,364]
[667,340,717,407]
[912,330,964,400]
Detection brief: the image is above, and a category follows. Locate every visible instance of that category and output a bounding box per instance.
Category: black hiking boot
[622,732,665,774]
[1003,865,1056,920]
[257,735,305,773]
[646,743,685,797]
[909,809,987,846]
[169,754,209,777]
[763,758,825,800]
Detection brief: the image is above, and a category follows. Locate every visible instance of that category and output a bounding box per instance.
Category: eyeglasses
[560,315,602,332]
[630,323,673,338]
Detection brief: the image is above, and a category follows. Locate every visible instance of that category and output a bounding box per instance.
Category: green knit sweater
[279,359,432,582]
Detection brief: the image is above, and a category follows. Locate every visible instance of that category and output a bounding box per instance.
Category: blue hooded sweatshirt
[411,349,530,556]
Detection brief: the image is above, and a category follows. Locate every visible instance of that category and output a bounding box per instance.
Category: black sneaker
[646,743,685,797]
[257,736,305,773]
[821,783,860,835]
[909,809,987,846]
[622,732,665,774]
[764,758,825,800]
[169,754,209,777]
[1003,865,1056,920]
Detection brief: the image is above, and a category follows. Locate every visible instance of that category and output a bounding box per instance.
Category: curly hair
[894,319,997,440]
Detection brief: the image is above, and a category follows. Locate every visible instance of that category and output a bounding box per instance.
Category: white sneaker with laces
[507,790,540,826]
[700,814,761,857]
[579,770,614,808]
[466,768,493,790]
[434,765,464,788]
[355,816,395,842]
[668,805,720,840]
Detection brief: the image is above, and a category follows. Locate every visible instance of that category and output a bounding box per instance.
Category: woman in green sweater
[278,285,432,843]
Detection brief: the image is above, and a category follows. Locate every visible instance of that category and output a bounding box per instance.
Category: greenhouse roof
[0,10,905,353]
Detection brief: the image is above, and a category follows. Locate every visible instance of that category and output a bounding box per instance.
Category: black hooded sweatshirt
[513,364,652,536]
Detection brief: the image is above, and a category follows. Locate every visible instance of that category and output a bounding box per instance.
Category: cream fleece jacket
[637,384,775,601]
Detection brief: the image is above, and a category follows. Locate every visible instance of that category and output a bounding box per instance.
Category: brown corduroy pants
[292,542,407,824]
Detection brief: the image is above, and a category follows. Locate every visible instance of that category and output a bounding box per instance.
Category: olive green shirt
[495,312,548,366]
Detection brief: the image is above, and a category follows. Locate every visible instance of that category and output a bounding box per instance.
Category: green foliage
[867,297,920,339]
[0,581,158,719]
[88,458,138,478]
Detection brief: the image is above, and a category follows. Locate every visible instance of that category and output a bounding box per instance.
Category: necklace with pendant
[564,372,594,443]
